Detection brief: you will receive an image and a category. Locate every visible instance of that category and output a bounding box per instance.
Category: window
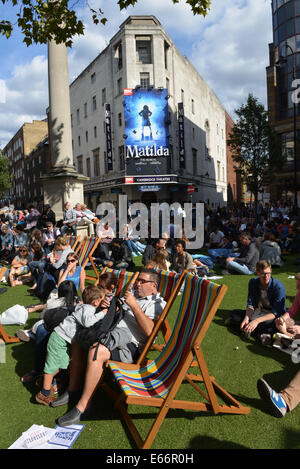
[166,77,170,94]
[164,41,170,69]
[102,88,106,106]
[140,72,150,89]
[94,126,97,138]
[86,158,91,177]
[93,148,100,177]
[117,77,123,96]
[76,109,80,124]
[118,113,122,126]
[92,96,97,111]
[181,89,185,105]
[136,37,152,64]
[217,160,221,181]
[71,114,73,128]
[192,148,198,175]
[78,135,81,147]
[91,72,96,83]
[192,98,195,114]
[85,131,88,143]
[119,145,125,170]
[84,102,87,118]
[77,155,83,174]
[114,42,123,70]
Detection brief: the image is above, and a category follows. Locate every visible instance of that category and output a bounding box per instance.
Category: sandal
[21,370,42,384]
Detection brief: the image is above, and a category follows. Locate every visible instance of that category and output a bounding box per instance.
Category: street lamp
[277,43,298,209]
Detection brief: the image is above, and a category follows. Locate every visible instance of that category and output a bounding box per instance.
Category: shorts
[110,342,140,363]
[44,331,70,375]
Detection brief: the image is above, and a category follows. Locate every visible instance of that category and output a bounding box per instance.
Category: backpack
[43,305,75,332]
[75,296,124,360]
[35,272,57,301]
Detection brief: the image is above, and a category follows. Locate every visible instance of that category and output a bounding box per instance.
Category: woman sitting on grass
[8,245,32,287]
[57,253,85,295]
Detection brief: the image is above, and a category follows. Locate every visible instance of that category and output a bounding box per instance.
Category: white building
[70,15,227,210]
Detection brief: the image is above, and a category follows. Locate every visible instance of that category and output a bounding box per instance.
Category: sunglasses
[19,249,27,253]
[136,278,154,285]
[67,259,76,263]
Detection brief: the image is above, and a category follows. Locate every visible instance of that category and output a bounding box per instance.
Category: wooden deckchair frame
[107,277,250,449]
[0,325,20,344]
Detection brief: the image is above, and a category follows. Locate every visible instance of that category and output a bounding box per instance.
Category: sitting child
[35,285,107,406]
[275,272,300,338]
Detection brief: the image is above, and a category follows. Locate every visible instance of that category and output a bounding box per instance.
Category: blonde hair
[54,236,67,249]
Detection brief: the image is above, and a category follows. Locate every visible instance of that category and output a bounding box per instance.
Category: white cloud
[0,0,273,147]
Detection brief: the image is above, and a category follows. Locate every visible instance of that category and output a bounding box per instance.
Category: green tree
[227,93,283,217]
[0,0,211,47]
[0,150,11,200]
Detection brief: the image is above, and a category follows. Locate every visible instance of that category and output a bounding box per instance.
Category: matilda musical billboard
[124,88,170,177]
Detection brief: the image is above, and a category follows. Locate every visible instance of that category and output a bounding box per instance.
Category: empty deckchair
[76,236,100,284]
[107,273,250,449]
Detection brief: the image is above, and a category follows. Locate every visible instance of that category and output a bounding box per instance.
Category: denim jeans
[28,260,46,284]
[192,254,214,269]
[34,323,50,372]
[226,260,253,275]
[207,248,234,261]
[61,224,77,235]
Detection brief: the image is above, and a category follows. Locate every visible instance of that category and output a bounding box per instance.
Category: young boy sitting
[35,285,107,406]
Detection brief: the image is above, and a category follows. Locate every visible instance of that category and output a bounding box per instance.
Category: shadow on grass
[189,435,248,449]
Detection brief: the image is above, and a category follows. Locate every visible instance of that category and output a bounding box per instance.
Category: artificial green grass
[1,256,300,449]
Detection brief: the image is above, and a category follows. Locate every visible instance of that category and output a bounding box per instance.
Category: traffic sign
[187,185,194,194]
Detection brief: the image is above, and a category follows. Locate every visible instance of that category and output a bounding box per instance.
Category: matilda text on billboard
[123,88,170,177]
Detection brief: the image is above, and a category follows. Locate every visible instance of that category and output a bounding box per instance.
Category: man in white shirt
[54,269,166,426]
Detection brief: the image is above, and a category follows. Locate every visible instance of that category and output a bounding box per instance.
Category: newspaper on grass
[8,423,85,449]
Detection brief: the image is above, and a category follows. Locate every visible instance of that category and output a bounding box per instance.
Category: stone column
[41,40,88,220]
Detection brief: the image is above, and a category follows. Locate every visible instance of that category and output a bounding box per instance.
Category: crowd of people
[1,198,300,426]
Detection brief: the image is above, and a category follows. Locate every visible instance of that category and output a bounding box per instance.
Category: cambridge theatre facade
[70,15,228,209]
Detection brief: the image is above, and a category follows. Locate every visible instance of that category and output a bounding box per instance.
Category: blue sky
[0,0,273,147]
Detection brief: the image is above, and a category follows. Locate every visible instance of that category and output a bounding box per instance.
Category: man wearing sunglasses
[54,268,166,426]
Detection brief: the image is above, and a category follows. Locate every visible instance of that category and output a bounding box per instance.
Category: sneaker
[257,378,287,418]
[35,391,57,406]
[16,329,31,342]
[57,407,82,427]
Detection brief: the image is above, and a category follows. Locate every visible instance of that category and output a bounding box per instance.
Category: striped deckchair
[64,234,80,251]
[76,236,100,284]
[136,269,186,363]
[99,267,139,297]
[107,273,250,449]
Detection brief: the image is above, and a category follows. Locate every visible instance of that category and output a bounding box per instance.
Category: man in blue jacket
[228,260,286,341]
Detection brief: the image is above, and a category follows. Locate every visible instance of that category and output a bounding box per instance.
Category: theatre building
[70,15,230,210]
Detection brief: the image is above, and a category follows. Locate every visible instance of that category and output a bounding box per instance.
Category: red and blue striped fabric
[108,273,221,398]
[104,268,137,297]
[155,269,182,302]
[77,236,96,266]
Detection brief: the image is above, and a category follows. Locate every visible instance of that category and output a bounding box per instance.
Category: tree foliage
[0,150,11,199]
[0,0,211,47]
[227,93,283,211]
